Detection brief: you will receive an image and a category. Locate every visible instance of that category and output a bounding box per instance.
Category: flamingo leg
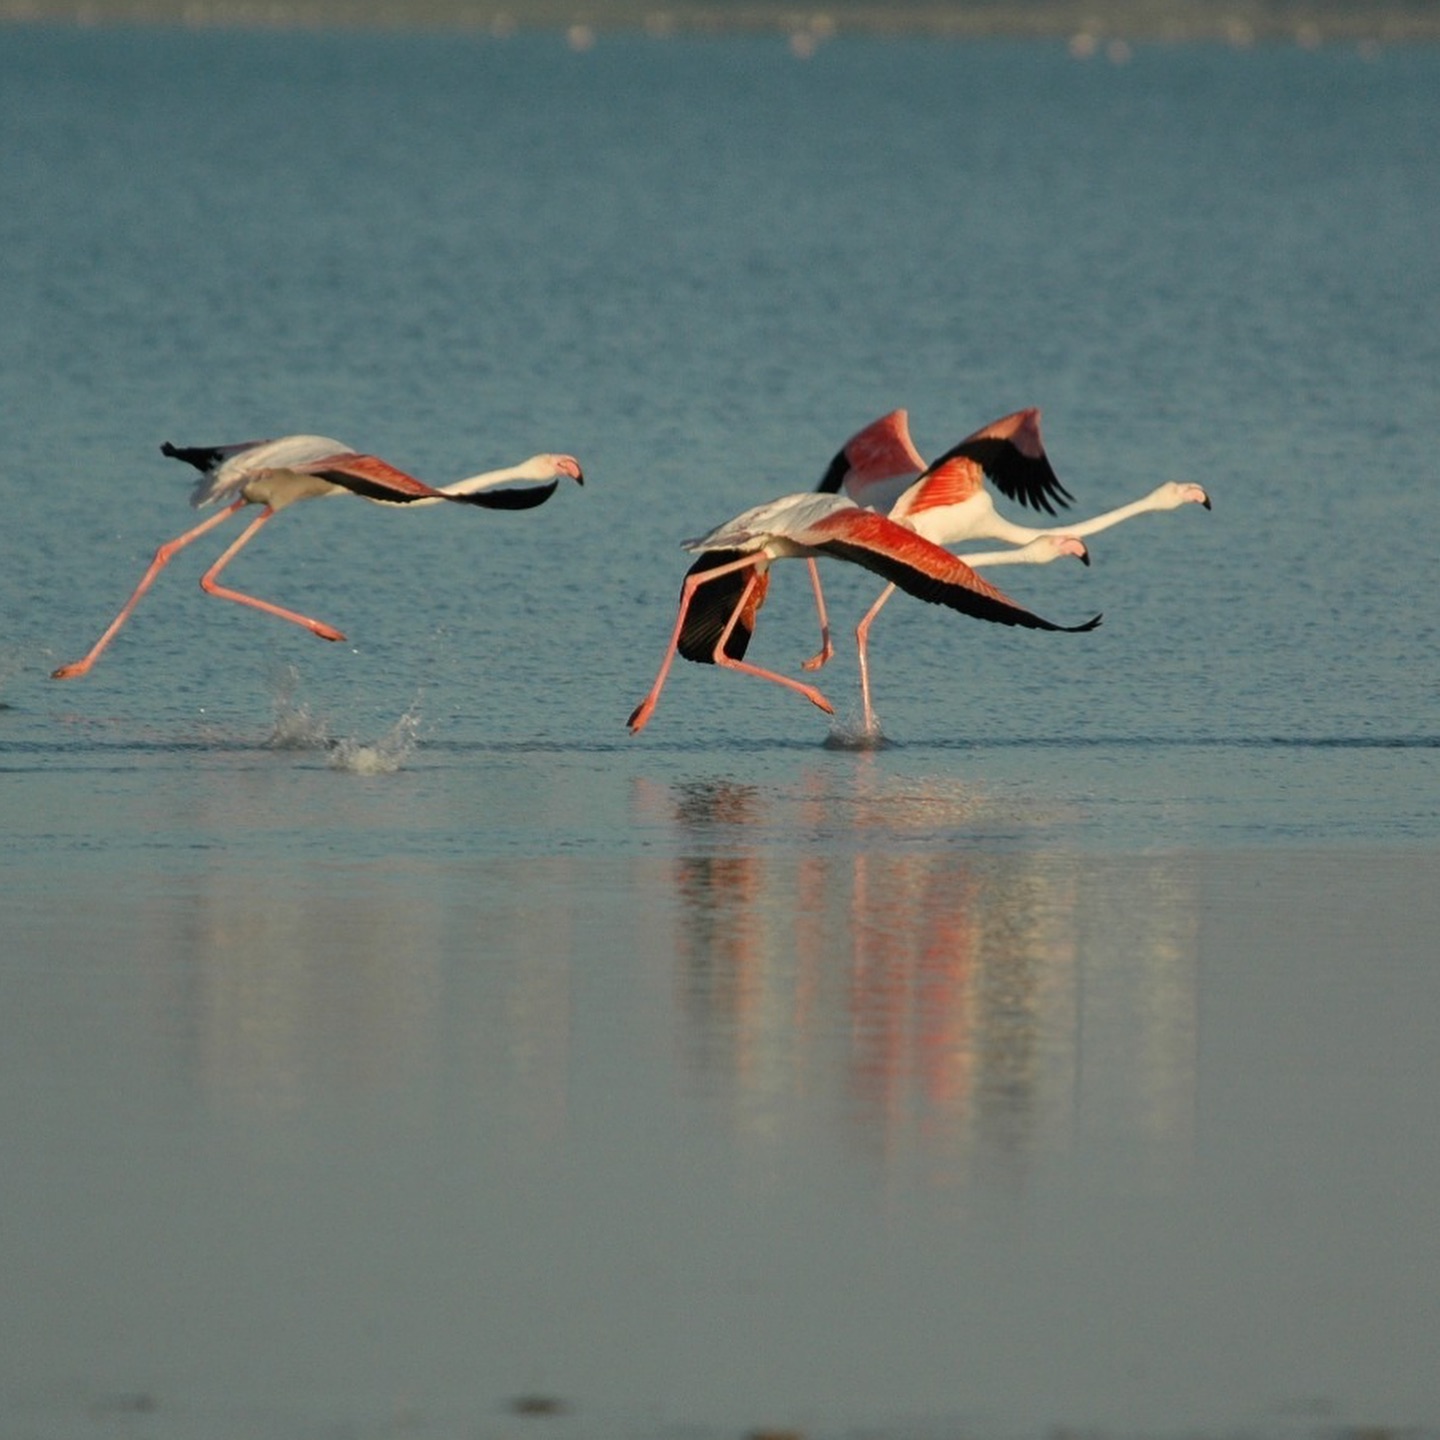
[51,500,248,679]
[628,556,755,733]
[798,558,834,672]
[711,571,835,716]
[628,554,834,734]
[198,507,346,642]
[853,582,898,736]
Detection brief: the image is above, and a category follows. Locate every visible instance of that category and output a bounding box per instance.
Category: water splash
[328,702,423,774]
[264,665,332,751]
[264,665,422,771]
[823,711,893,751]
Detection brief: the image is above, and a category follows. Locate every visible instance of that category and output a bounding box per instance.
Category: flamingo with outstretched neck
[875,407,1208,547]
[51,435,583,679]
[832,407,1209,731]
[626,492,1098,735]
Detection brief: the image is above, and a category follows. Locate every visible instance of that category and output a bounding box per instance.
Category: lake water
[1,23,1438,1440]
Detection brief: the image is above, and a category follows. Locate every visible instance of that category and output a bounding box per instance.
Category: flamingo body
[52,436,583,679]
[682,496,1096,634]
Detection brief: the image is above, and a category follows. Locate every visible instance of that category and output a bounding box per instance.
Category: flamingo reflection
[647,768,1198,1190]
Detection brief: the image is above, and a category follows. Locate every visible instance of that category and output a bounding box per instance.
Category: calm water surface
[1,26,1438,1440]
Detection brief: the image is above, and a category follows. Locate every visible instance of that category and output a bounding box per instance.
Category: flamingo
[674,410,926,673]
[832,407,1209,731]
[51,435,584,680]
[697,406,1207,731]
[878,407,1210,549]
[625,492,1099,735]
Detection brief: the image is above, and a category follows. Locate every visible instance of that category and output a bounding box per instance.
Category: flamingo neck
[442,459,550,495]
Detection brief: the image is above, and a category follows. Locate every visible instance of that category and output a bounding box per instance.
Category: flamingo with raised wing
[51,435,583,679]
[675,409,926,672]
[626,493,1099,735]
[836,407,1209,731]
[881,407,1209,548]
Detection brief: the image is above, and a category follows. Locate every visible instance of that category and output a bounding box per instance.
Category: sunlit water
[1,26,1438,1440]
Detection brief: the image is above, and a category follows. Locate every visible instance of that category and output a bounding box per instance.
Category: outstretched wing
[808,508,1100,634]
[301,454,559,510]
[168,435,352,508]
[453,480,560,510]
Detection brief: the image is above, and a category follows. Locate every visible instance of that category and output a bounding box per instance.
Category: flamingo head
[1156,480,1210,510]
[1048,538,1088,564]
[547,454,585,485]
[511,453,584,485]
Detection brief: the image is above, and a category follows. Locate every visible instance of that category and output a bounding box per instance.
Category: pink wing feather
[300,452,449,501]
[805,507,1100,633]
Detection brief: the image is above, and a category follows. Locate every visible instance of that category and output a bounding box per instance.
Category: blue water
[2,25,1439,1440]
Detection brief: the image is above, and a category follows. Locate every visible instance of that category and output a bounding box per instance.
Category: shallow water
[2,24,1438,1440]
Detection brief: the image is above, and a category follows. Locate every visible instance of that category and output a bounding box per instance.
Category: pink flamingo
[626,492,1098,735]
[674,409,925,672]
[833,407,1209,731]
[874,407,1209,549]
[51,435,583,679]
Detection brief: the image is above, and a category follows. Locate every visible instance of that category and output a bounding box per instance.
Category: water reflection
[649,767,1199,1193]
[132,857,577,1152]
[104,762,1196,1197]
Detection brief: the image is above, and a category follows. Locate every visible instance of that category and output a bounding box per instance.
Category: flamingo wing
[891,450,989,520]
[677,551,768,663]
[168,435,357,507]
[300,453,560,510]
[294,452,450,504]
[162,439,273,475]
[816,409,927,498]
[455,480,562,510]
[954,407,1074,515]
[896,408,1074,521]
[806,508,1100,634]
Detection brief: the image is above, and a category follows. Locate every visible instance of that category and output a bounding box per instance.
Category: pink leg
[629,558,748,733]
[799,558,834,672]
[854,582,898,735]
[52,500,248,679]
[628,555,834,734]
[711,572,835,715]
[198,508,346,643]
